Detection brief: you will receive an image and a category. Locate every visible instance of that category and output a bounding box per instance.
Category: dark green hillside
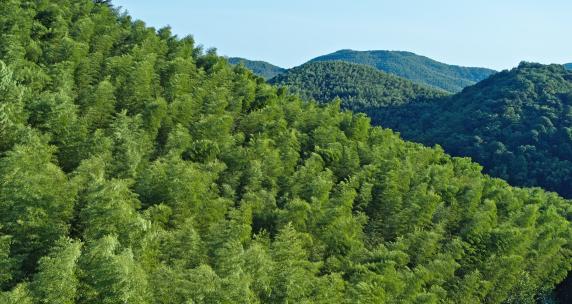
[0,1,571,303]
[269,60,448,114]
[565,63,572,70]
[310,49,496,92]
[228,57,285,79]
[380,62,572,198]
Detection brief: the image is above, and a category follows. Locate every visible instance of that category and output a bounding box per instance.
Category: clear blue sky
[112,0,572,70]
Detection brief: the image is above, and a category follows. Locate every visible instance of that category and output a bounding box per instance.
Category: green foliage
[0,284,34,304]
[270,61,447,114]
[31,237,82,304]
[0,1,570,303]
[309,49,497,92]
[0,233,16,288]
[78,236,150,304]
[564,63,571,70]
[79,175,148,246]
[379,63,572,198]
[370,62,572,302]
[0,61,27,152]
[0,134,77,278]
[228,57,286,80]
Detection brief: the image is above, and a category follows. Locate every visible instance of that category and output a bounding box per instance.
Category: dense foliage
[270,59,572,302]
[309,49,497,92]
[227,57,285,80]
[269,61,447,115]
[1,1,572,303]
[565,63,572,70]
[379,63,572,199]
[376,62,572,303]
[276,61,572,201]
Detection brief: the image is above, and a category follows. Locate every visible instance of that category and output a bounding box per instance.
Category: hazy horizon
[113,0,572,70]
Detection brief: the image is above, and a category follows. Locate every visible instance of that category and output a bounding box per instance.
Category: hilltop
[227,57,285,79]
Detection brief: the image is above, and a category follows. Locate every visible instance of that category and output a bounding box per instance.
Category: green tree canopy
[0,1,570,303]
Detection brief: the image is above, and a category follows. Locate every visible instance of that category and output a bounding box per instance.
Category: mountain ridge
[309,49,496,92]
[230,49,496,92]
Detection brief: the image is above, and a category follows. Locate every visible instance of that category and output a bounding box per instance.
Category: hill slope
[227,57,285,79]
[309,49,496,92]
[0,1,571,304]
[565,63,572,70]
[380,62,572,198]
[277,59,572,302]
[269,60,448,114]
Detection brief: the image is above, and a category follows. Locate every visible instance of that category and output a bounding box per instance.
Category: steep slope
[227,57,285,79]
[309,49,496,92]
[269,60,448,114]
[0,1,571,304]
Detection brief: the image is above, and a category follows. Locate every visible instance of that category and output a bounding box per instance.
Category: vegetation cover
[0,1,571,303]
[370,61,572,304]
[273,60,572,201]
[269,60,447,114]
[270,58,572,303]
[228,57,285,80]
[309,49,497,92]
[379,63,572,199]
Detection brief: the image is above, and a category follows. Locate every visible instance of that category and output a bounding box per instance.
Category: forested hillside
[310,49,496,92]
[374,63,572,302]
[277,61,572,201]
[1,1,572,303]
[565,63,572,70]
[379,63,572,198]
[269,61,448,114]
[270,59,572,302]
[227,57,285,79]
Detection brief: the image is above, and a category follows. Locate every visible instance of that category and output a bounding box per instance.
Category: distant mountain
[227,57,285,79]
[309,49,496,92]
[269,61,447,114]
[565,63,572,70]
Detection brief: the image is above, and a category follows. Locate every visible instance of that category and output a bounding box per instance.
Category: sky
[112,0,572,70]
